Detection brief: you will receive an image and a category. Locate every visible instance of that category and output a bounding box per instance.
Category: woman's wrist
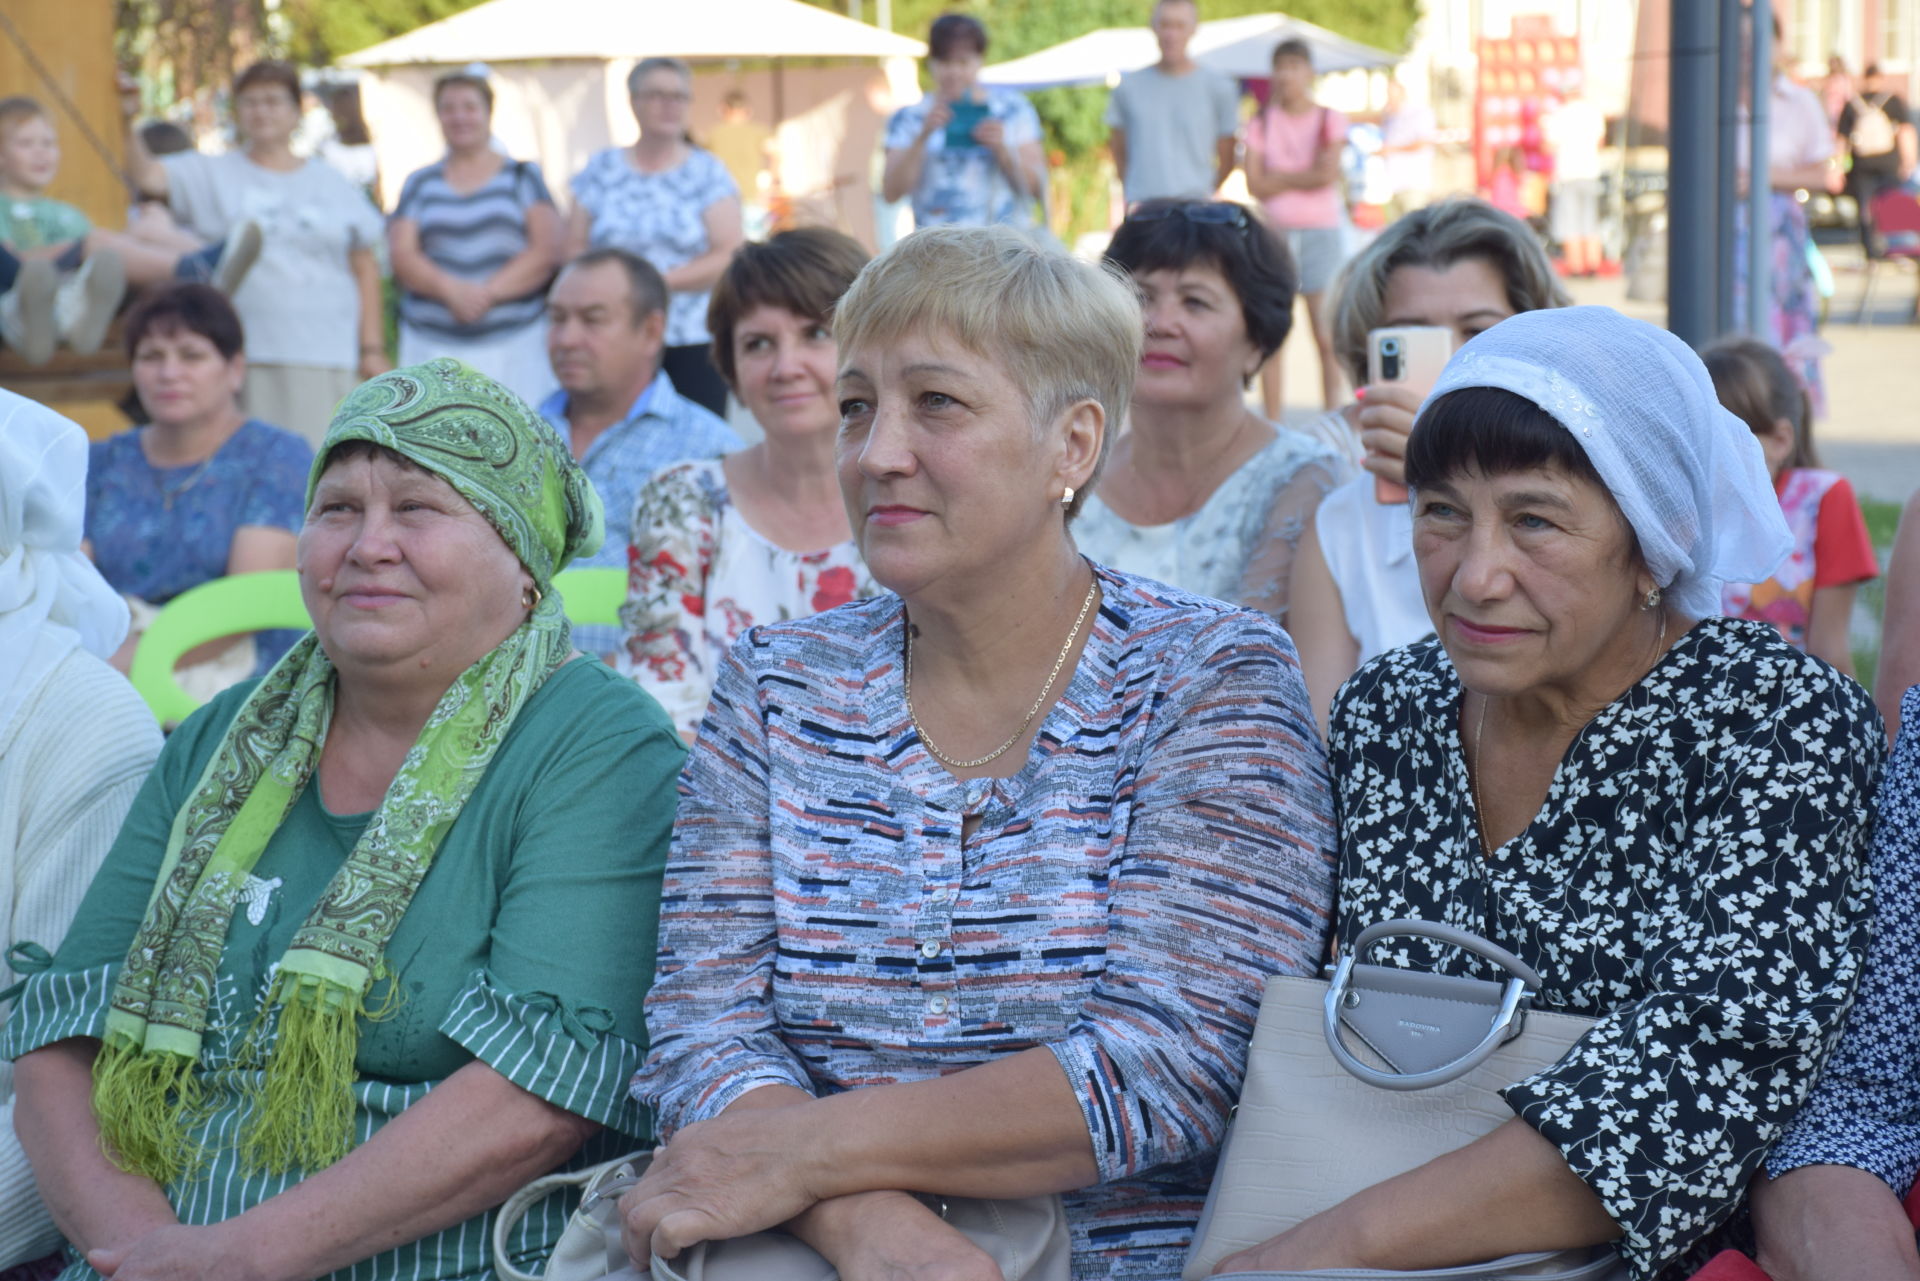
[788,1190,927,1259]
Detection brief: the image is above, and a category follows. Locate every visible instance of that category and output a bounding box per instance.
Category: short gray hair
[627,58,692,98]
[832,226,1142,519]
[564,247,667,325]
[1330,198,1571,387]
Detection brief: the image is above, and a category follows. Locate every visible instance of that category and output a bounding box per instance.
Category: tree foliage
[275,0,493,69]
[851,0,1419,164]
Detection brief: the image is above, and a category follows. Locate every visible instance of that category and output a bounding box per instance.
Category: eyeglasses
[638,90,691,105]
[1126,201,1253,231]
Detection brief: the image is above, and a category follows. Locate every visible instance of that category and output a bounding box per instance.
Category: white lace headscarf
[1418,306,1791,620]
[0,391,130,734]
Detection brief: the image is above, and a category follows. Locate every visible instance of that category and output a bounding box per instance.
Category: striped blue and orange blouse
[633,564,1337,1278]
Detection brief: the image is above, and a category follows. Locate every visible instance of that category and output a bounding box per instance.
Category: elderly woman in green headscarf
[5,360,683,1281]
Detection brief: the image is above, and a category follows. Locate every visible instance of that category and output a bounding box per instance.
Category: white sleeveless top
[1313,472,1434,663]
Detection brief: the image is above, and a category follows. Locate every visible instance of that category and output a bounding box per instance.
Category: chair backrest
[1869,187,1920,239]
[553,566,627,628]
[132,566,633,724]
[130,570,308,724]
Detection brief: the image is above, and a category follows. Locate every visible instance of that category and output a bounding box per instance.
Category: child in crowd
[0,96,259,365]
[1707,334,1878,675]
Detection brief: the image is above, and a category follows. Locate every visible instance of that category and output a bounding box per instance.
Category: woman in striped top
[6,362,682,1281]
[389,68,561,405]
[620,226,1338,1280]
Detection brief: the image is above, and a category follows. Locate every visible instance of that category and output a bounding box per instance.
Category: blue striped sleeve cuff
[0,962,114,1060]
[438,968,653,1140]
[1047,1035,1130,1185]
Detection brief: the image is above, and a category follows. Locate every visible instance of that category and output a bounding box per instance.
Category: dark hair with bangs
[928,13,988,60]
[1407,386,1609,493]
[233,60,303,107]
[1104,199,1297,364]
[707,227,870,392]
[124,283,245,361]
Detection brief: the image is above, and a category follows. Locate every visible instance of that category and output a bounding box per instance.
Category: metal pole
[1747,7,1772,337]
[1668,0,1720,347]
[1715,0,1743,336]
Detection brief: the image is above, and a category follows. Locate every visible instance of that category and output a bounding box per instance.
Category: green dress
[2,658,683,1281]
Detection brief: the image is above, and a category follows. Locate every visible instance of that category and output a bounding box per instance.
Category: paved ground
[1271,244,1920,507]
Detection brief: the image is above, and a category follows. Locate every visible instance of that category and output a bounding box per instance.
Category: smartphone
[1365,325,1454,505]
[944,99,990,150]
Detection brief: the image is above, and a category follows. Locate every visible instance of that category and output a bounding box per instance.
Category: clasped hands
[617,1099,1000,1281]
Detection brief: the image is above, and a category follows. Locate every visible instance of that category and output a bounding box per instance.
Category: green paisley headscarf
[95,360,603,1182]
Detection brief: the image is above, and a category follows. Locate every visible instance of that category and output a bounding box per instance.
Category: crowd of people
[3,4,1920,1281]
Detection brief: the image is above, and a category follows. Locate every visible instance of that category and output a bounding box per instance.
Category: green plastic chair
[129,570,308,725]
[131,567,630,724]
[553,566,627,628]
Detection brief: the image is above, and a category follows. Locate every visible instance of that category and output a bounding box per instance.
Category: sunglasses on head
[1126,201,1253,231]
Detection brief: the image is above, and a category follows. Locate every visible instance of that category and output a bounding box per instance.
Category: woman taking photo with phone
[882,13,1047,229]
[1288,198,1570,730]
[1074,199,1340,626]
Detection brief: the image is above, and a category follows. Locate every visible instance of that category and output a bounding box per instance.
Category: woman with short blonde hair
[621,225,1337,1279]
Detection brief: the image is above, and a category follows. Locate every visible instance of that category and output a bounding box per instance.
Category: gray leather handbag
[493,1148,1070,1281]
[494,1149,653,1281]
[1183,919,1627,1281]
[649,1193,1071,1281]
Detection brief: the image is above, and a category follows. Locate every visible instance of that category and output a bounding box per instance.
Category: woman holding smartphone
[881,13,1047,229]
[1288,199,1571,732]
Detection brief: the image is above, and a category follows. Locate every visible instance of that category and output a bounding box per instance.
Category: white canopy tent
[979,13,1397,91]
[341,0,926,245]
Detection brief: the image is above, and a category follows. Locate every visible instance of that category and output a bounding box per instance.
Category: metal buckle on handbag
[1322,919,1547,1092]
[579,1170,643,1215]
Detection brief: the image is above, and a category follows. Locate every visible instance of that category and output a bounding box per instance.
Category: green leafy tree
[276,0,492,67]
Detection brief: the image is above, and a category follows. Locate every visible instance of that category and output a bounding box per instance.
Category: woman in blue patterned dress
[1749,683,1920,1280]
[881,14,1047,230]
[87,283,310,687]
[620,226,1337,1281]
[566,57,742,418]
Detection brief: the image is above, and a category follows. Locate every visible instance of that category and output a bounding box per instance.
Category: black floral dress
[1327,617,1883,1279]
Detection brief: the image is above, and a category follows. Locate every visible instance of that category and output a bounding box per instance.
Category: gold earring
[1061,486,1075,509]
[1641,586,1662,611]
[523,584,543,610]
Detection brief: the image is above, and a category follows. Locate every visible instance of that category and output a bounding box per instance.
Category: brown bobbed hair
[707,227,871,393]
[1701,335,1818,471]
[124,283,246,362]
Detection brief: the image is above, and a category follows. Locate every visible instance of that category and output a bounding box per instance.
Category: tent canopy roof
[979,13,1396,90]
[341,0,926,67]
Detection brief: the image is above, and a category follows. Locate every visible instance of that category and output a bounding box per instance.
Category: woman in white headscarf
[0,391,161,1280]
[1213,308,1882,1279]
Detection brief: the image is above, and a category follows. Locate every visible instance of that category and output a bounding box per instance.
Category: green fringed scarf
[95,359,603,1182]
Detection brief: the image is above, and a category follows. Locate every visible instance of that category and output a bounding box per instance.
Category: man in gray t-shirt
[1106,0,1241,203]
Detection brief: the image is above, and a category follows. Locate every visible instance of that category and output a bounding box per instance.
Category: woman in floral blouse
[1750,682,1920,1280]
[1217,307,1882,1280]
[619,226,1336,1280]
[616,228,876,741]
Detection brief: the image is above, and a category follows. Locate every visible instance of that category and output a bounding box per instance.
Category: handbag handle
[1323,919,1544,1092]
[492,1151,650,1281]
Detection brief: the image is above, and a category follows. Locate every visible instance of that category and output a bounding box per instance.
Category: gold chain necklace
[905,578,1099,770]
[1471,609,1668,857]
